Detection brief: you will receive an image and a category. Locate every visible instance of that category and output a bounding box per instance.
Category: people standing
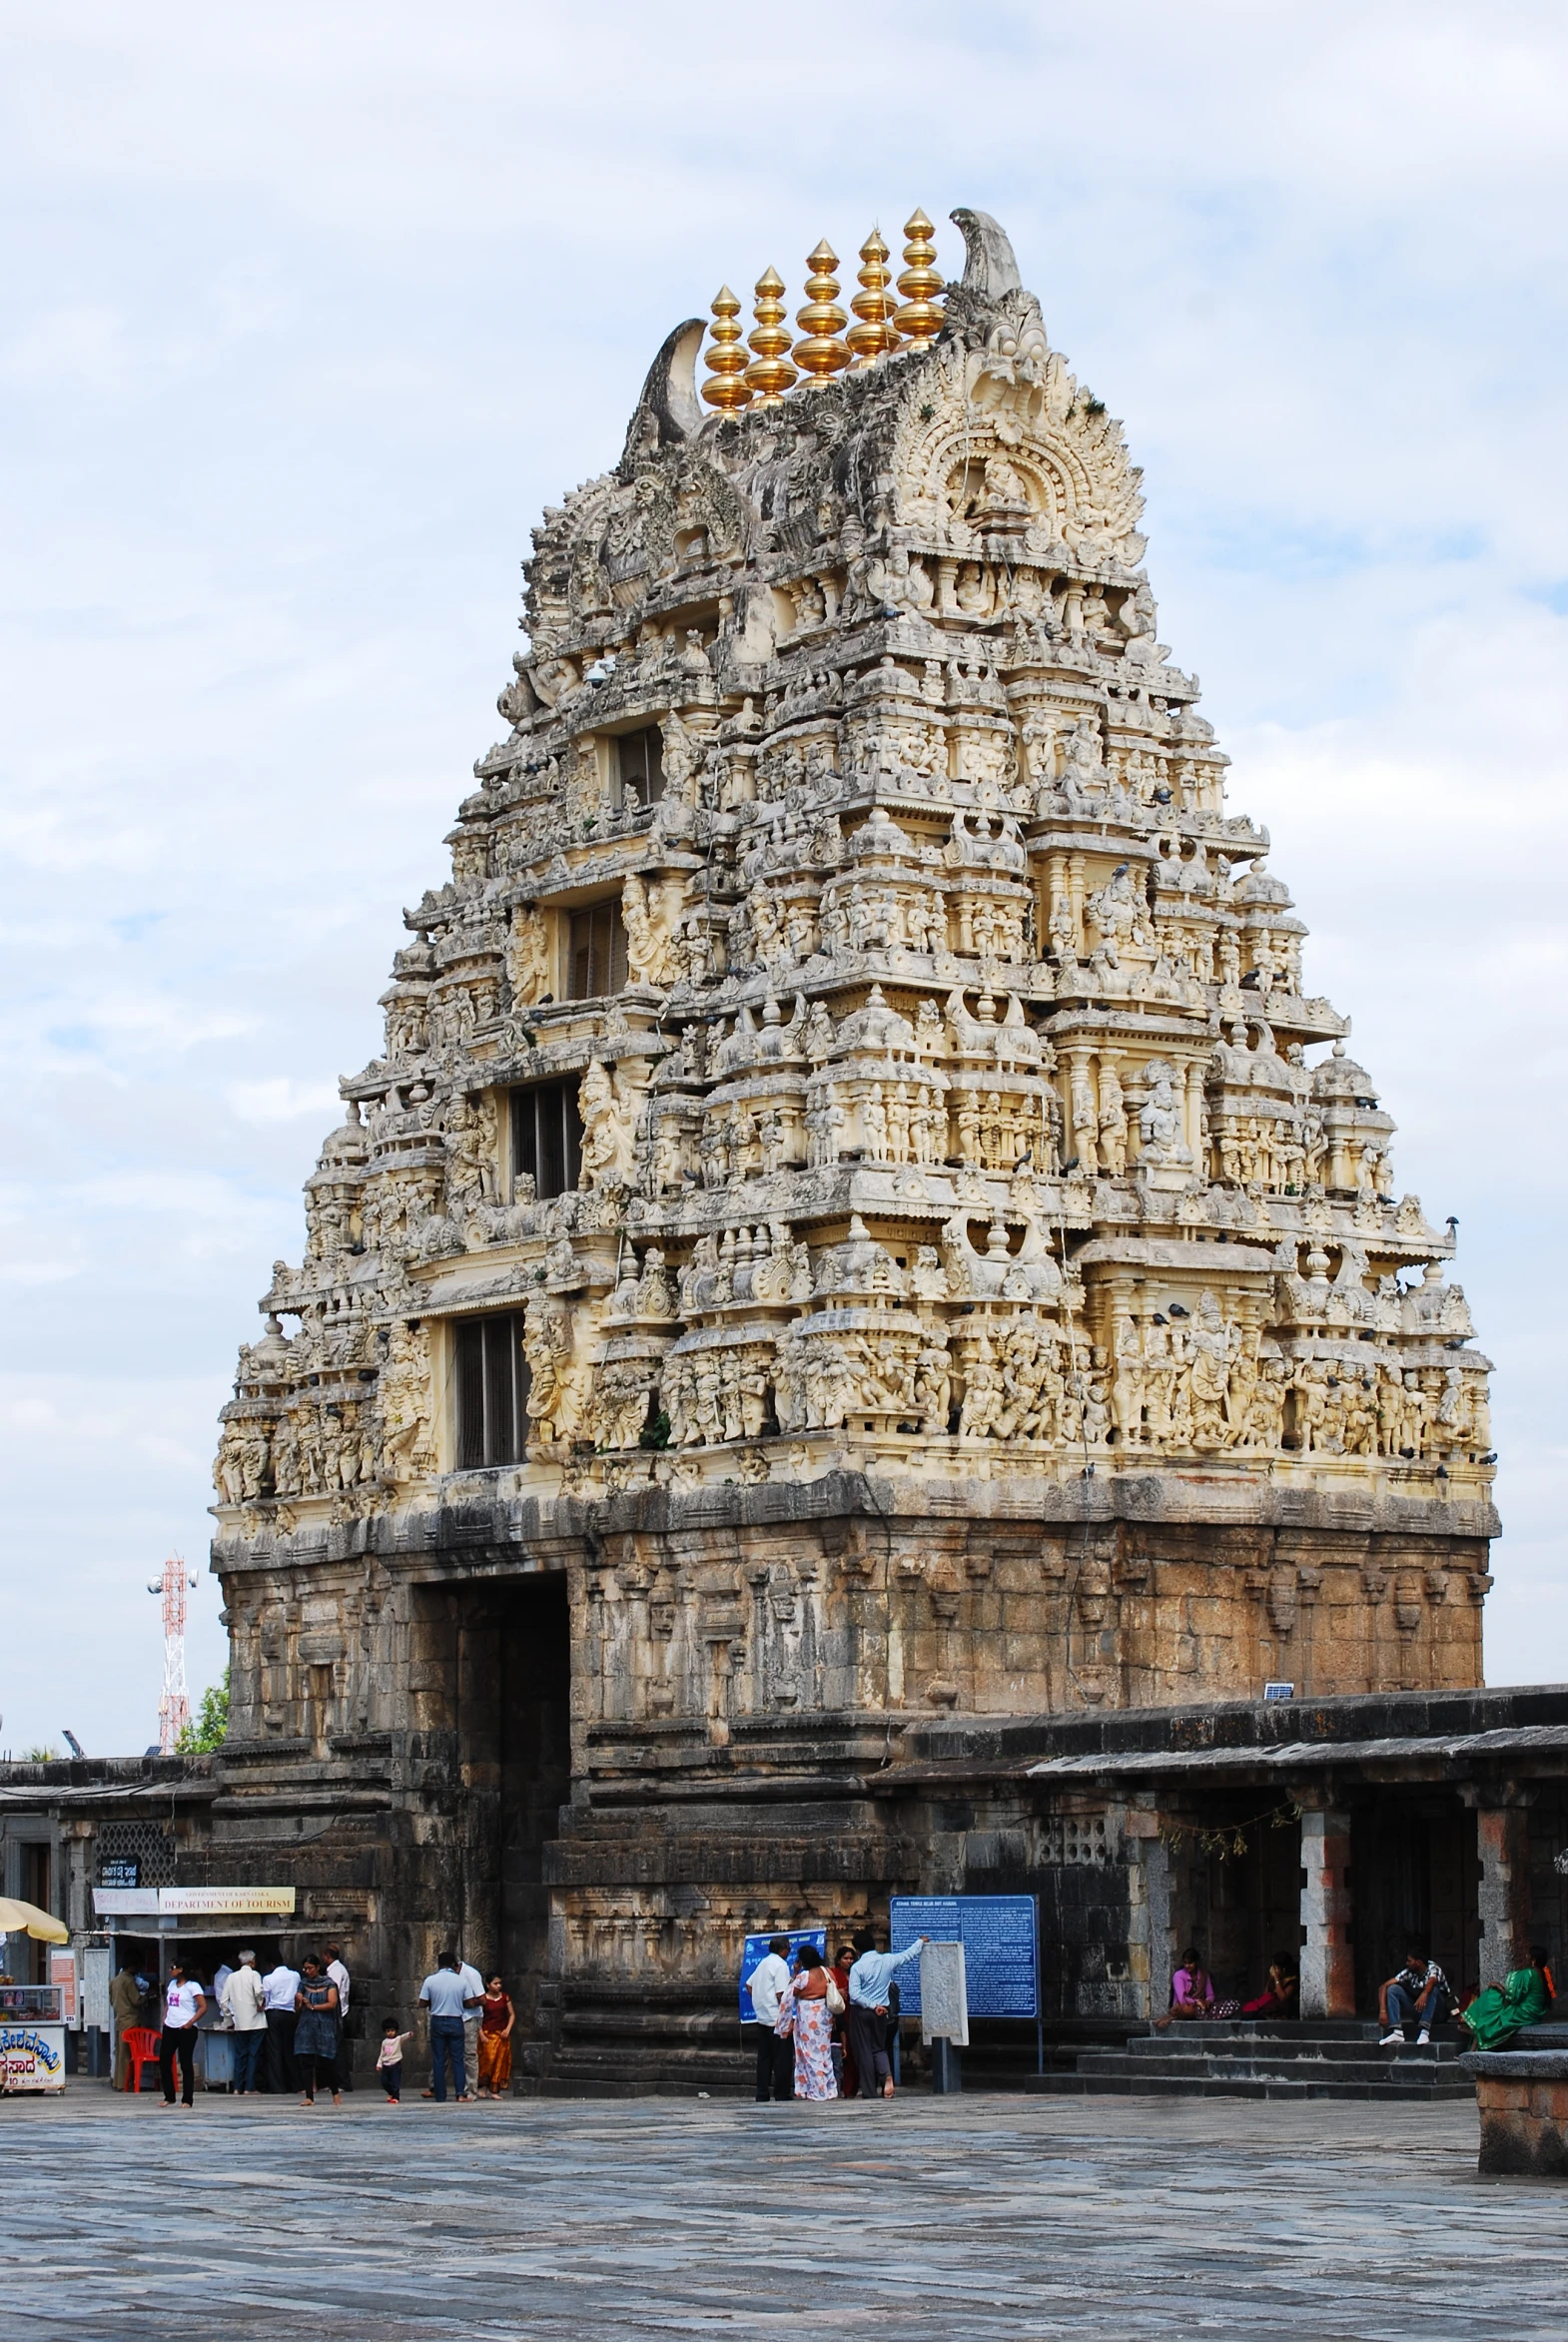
[477,1975,514,2098]
[110,1958,146,2091]
[324,1941,354,2092]
[159,1960,207,2110]
[418,1952,477,2102]
[377,2019,412,2103]
[457,1953,485,2099]
[221,1950,269,2095]
[775,1945,840,2101]
[846,1927,925,2103]
[262,1953,303,2093]
[293,1955,343,2107]
[829,1945,857,2098]
[746,1936,796,2102]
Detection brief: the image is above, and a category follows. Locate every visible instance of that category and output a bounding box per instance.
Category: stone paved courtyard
[2,2082,1560,2339]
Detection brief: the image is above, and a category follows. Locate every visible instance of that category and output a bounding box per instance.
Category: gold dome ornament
[745,267,798,405]
[793,241,850,384]
[893,208,944,350]
[847,228,901,369]
[701,286,753,413]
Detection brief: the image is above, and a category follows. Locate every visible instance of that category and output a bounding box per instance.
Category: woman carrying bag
[775,1943,841,2101]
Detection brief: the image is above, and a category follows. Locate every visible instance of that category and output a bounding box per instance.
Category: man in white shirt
[221,1950,269,2096]
[456,1956,485,2097]
[746,1936,795,2102]
[159,1959,206,2109]
[324,1942,353,2092]
[262,1956,303,2095]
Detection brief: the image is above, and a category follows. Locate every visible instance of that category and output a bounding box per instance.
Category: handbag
[824,1974,846,2018]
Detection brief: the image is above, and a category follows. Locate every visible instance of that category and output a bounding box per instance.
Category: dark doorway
[435,1574,573,2036]
[25,1844,52,1983]
[1350,1794,1479,2016]
[497,1575,572,2031]
[1176,1806,1301,2006]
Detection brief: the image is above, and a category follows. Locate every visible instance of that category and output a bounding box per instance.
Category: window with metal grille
[510,1080,581,1199]
[96,1822,175,1888]
[566,899,628,1000]
[613,726,664,810]
[454,1312,529,1468]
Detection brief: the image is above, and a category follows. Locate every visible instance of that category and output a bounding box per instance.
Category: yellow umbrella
[0,1897,69,1946]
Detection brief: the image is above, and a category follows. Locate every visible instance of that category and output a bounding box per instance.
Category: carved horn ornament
[619,317,706,463]
[950,207,1024,300]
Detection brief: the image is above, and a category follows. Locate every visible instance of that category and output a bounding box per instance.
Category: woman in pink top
[1154,1945,1216,2028]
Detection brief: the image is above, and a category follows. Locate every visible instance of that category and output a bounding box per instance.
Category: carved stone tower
[210,210,1496,2067]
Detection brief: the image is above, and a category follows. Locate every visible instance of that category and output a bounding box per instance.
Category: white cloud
[0,0,1564,1751]
[226,1077,345,1124]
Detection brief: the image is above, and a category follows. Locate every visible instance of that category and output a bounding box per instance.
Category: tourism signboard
[92,1886,298,1920]
[889,1895,1039,2021]
[737,1928,827,2022]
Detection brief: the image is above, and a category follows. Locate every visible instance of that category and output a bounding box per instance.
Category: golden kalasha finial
[847,228,902,369]
[701,286,753,413]
[894,208,944,350]
[793,241,851,385]
[745,266,798,405]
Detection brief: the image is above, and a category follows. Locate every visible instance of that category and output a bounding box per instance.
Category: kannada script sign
[890,1895,1039,2021]
[1,2023,66,2092]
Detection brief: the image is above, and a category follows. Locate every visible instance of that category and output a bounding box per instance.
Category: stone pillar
[1470,1793,1533,1984]
[1125,1806,1172,2021]
[1298,1806,1355,2018]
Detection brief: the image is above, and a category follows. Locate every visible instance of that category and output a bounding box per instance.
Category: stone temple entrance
[1350,1792,1478,2012]
[412,1571,571,2031]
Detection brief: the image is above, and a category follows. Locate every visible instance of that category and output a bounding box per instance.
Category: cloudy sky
[2,0,1563,1757]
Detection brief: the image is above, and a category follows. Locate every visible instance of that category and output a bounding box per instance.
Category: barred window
[613,726,664,810]
[96,1823,175,1888]
[511,1080,581,1200]
[454,1312,529,1469]
[566,899,628,1000]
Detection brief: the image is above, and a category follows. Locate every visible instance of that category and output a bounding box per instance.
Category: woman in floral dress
[776,1945,839,2101]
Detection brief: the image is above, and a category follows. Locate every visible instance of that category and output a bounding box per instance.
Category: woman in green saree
[1460,1945,1555,2051]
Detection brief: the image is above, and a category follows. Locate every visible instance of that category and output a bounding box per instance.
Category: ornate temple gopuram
[181,208,1523,2083]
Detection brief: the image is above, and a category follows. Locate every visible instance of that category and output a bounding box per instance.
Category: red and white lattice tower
[148,1554,198,1754]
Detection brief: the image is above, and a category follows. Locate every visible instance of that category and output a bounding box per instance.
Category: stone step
[1081,2050,1466,2087]
[1125,2033,1463,2063]
[1138,2019,1419,2044]
[1025,2070,1475,2103]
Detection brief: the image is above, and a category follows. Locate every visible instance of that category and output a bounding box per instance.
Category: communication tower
[148,1553,198,1754]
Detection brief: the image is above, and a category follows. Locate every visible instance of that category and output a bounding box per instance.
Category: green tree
[176,1668,230,1755]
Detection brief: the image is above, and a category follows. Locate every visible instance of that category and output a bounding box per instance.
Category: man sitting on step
[1378,1946,1450,2046]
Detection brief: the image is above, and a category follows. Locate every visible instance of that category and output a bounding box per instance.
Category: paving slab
[0,2078,1559,2340]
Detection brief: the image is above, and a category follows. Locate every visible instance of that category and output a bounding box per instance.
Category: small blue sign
[738,1929,827,2023]
[890,1896,1039,2021]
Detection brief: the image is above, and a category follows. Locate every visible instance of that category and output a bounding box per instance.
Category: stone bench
[1457,2051,1568,2175]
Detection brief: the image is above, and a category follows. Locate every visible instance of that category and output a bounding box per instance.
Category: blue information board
[737,1929,827,2023]
[889,1896,1039,2021]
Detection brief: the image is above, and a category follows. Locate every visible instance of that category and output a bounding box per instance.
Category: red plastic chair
[122,2026,160,2093]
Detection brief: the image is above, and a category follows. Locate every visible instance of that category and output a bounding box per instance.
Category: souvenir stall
[0,1897,70,2093]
